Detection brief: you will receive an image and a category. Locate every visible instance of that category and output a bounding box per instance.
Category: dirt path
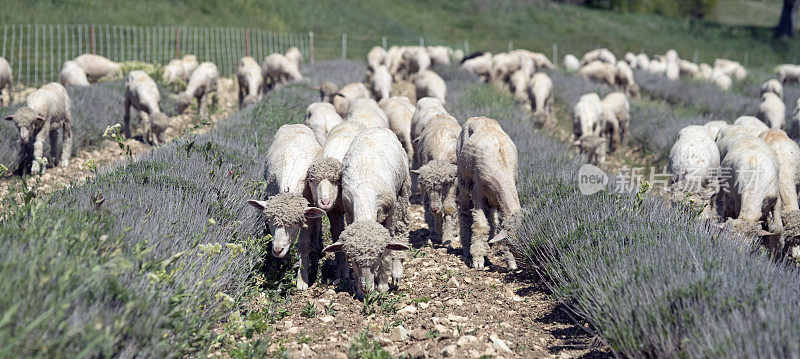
[243,204,609,359]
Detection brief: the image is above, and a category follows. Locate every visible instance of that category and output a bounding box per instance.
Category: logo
[578,164,608,195]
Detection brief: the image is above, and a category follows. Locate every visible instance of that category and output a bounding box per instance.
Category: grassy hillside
[2,0,800,67]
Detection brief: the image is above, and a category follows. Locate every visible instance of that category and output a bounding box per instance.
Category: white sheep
[59,60,89,88]
[490,52,520,84]
[72,54,121,83]
[710,69,732,91]
[162,59,185,85]
[0,57,12,105]
[563,54,580,72]
[412,114,461,244]
[578,61,617,88]
[181,55,199,78]
[247,124,325,290]
[759,129,800,213]
[457,117,520,270]
[715,124,751,160]
[384,46,403,77]
[367,46,387,71]
[427,46,451,67]
[761,79,784,100]
[410,97,448,169]
[668,125,720,196]
[415,70,447,104]
[370,65,392,101]
[509,68,532,107]
[4,83,71,174]
[580,48,616,67]
[285,47,303,70]
[331,82,370,117]
[347,98,389,128]
[175,62,218,114]
[322,127,411,295]
[704,120,728,139]
[776,64,800,84]
[460,52,492,82]
[124,70,171,145]
[757,92,786,129]
[624,52,637,65]
[261,53,302,91]
[573,93,606,164]
[304,102,343,146]
[714,58,747,80]
[679,60,700,78]
[399,46,431,79]
[379,96,416,162]
[734,115,769,136]
[237,56,263,108]
[528,72,554,127]
[615,61,640,97]
[601,92,630,152]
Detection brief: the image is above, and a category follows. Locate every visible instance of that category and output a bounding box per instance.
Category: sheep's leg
[441,213,458,246]
[141,111,152,145]
[329,211,350,281]
[196,95,205,116]
[48,128,59,164]
[385,203,406,286]
[123,98,132,139]
[470,186,490,268]
[237,85,244,107]
[296,225,315,291]
[60,118,72,167]
[423,193,437,235]
[458,180,473,259]
[31,123,50,174]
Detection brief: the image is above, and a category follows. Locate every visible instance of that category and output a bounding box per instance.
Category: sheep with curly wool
[305,102,343,146]
[734,116,769,136]
[668,125,720,197]
[415,70,447,104]
[379,96,415,162]
[758,92,786,129]
[237,56,264,108]
[59,60,89,88]
[370,65,392,101]
[322,127,410,296]
[457,117,520,270]
[704,120,727,139]
[528,72,554,128]
[175,62,218,114]
[347,97,389,128]
[124,70,171,145]
[247,124,325,290]
[331,82,370,117]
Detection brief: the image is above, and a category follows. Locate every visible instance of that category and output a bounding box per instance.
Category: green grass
[2,0,799,68]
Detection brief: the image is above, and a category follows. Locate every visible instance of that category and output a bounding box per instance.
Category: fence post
[552,43,558,67]
[175,28,181,59]
[464,40,469,55]
[419,36,424,47]
[744,52,749,68]
[693,50,698,65]
[309,32,314,64]
[382,36,387,49]
[245,29,250,57]
[90,25,95,54]
[508,41,513,52]
[342,33,347,60]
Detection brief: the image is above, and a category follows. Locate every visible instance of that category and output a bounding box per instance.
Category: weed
[301,302,316,318]
[348,331,391,359]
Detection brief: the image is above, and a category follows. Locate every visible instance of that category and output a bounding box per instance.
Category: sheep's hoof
[296,280,309,291]
[507,261,518,271]
[472,257,485,268]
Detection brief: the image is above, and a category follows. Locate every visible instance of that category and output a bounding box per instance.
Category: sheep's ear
[304,207,326,219]
[410,169,421,175]
[758,230,775,237]
[3,116,12,122]
[323,242,344,253]
[247,199,268,211]
[488,230,508,244]
[386,242,410,251]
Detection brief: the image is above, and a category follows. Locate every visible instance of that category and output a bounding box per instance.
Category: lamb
[237,56,263,108]
[563,54,580,72]
[508,69,531,107]
[347,98,390,128]
[175,62,218,114]
[285,47,303,69]
[712,135,782,237]
[410,97,448,169]
[0,57,12,105]
[776,64,800,84]
[4,83,72,174]
[412,114,461,244]
[59,60,89,88]
[261,53,302,91]
[734,115,769,136]
[247,124,325,290]
[322,127,411,295]
[528,72,554,128]
[331,82,370,117]
[304,102,343,146]
[457,117,520,270]
[72,54,121,83]
[601,92,630,151]
[370,65,392,101]
[124,70,171,145]
[615,61,640,97]
[379,96,416,162]
[367,46,387,71]
[761,79,784,99]
[460,52,492,82]
[162,59,185,85]
[415,70,447,104]
[573,93,606,164]
[580,48,616,67]
[668,125,720,196]
[759,129,800,213]
[757,92,786,129]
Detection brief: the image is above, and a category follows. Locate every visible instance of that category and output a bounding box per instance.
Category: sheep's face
[306,157,343,211]
[150,112,171,130]
[175,93,193,114]
[5,108,44,145]
[414,161,458,217]
[310,179,338,211]
[242,94,260,107]
[247,195,325,258]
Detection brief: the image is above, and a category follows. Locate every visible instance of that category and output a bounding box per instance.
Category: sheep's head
[247,193,325,258]
[413,160,458,217]
[323,221,409,296]
[317,82,338,103]
[174,93,193,114]
[242,94,261,107]
[5,107,44,145]
[150,112,171,131]
[306,157,343,211]
[488,211,522,245]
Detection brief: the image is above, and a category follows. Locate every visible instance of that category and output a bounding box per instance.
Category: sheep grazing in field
[573,93,606,164]
[490,52,520,84]
[679,60,700,78]
[322,127,411,295]
[124,71,171,145]
[379,96,416,162]
[776,64,800,84]
[370,65,392,101]
[367,46,387,71]
[704,120,728,139]
[563,54,580,72]
[714,58,747,81]
[347,98,390,128]
[634,53,650,71]
[5,83,71,174]
[181,55,199,77]
[668,125,720,196]
[624,52,637,66]
[410,97,448,170]
[236,56,263,108]
[710,69,732,91]
[261,53,302,91]
[415,70,447,104]
[615,61,640,97]
[72,54,122,83]
[413,114,461,244]
[247,124,325,290]
[162,59,185,85]
[331,82,370,117]
[761,79,784,100]
[0,57,12,105]
[601,92,630,151]
[578,61,617,88]
[457,117,520,270]
[427,46,451,67]
[580,48,616,67]
[384,46,403,77]
[509,68,532,107]
[285,47,303,70]
[573,135,607,165]
[59,60,89,88]
[759,129,800,213]
[528,72,554,128]
[175,62,218,114]
[734,116,769,136]
[304,102,343,146]
[460,52,492,82]
[716,125,751,160]
[757,92,786,129]
[400,46,431,79]
[712,135,782,237]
